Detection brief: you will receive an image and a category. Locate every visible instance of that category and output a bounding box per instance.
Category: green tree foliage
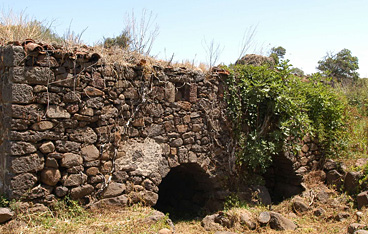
[103,30,131,49]
[270,46,286,58]
[317,48,359,83]
[290,67,304,76]
[225,62,346,172]
[269,46,286,65]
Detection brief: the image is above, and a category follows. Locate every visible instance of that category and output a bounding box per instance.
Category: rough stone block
[55,186,68,197]
[63,92,81,103]
[163,121,175,132]
[176,101,191,111]
[10,173,38,198]
[357,191,368,210]
[301,144,309,153]
[86,167,99,176]
[269,212,297,231]
[324,159,337,171]
[123,87,138,99]
[292,197,309,213]
[192,124,202,132]
[258,211,271,225]
[69,127,97,144]
[81,145,100,162]
[64,173,87,187]
[41,168,61,186]
[11,119,30,131]
[326,169,343,189]
[188,83,197,103]
[170,138,183,147]
[12,83,34,104]
[36,92,61,104]
[142,124,163,137]
[0,208,14,224]
[11,67,54,84]
[61,153,83,168]
[84,86,104,96]
[2,45,25,67]
[100,106,118,121]
[10,141,37,156]
[55,140,81,153]
[164,82,175,103]
[176,124,188,133]
[11,104,45,121]
[84,160,101,167]
[178,146,189,163]
[146,103,164,117]
[158,228,172,234]
[239,211,256,230]
[11,153,44,173]
[70,184,94,199]
[102,182,126,198]
[201,214,223,231]
[46,105,71,119]
[167,154,179,168]
[86,97,104,109]
[55,73,76,87]
[31,121,54,131]
[39,141,55,154]
[344,171,362,194]
[45,157,59,168]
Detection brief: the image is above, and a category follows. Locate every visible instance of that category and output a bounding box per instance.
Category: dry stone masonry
[0,43,233,210]
[0,42,321,211]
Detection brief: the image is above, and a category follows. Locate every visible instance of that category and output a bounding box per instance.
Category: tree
[317,48,359,82]
[290,67,304,76]
[269,46,286,64]
[103,30,130,49]
[270,46,286,58]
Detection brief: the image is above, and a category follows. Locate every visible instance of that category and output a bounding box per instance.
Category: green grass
[333,80,368,167]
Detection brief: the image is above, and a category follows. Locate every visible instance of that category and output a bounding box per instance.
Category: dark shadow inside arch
[153,163,216,221]
[264,152,305,204]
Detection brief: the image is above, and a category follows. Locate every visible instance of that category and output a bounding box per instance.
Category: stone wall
[0,43,234,208]
[0,43,321,209]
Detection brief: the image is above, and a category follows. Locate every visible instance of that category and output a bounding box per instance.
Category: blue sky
[2,0,368,76]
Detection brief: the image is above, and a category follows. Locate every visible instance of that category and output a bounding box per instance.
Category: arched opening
[154,163,215,220]
[264,153,305,203]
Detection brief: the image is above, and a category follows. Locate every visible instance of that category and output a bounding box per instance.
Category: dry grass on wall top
[0,9,209,72]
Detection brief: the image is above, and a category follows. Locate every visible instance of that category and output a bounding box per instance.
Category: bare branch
[237,25,257,61]
[202,38,224,69]
[124,9,159,55]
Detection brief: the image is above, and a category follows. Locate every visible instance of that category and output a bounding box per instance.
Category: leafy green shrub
[224,193,249,210]
[225,61,346,173]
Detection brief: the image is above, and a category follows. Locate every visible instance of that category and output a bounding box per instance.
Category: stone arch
[154,163,216,220]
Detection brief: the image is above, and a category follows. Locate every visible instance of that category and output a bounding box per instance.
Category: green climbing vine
[225,61,346,173]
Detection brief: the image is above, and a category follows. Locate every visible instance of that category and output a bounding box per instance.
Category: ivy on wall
[225,61,346,173]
